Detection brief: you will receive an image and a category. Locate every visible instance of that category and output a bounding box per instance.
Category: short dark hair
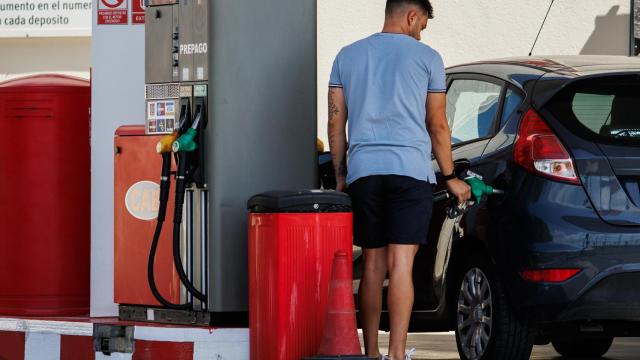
[385,0,434,19]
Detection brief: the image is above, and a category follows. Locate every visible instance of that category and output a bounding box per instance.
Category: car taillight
[514,109,580,185]
[521,268,581,283]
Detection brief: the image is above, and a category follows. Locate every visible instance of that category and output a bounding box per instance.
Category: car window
[571,93,616,133]
[500,88,524,128]
[573,92,640,138]
[547,75,640,142]
[446,79,502,145]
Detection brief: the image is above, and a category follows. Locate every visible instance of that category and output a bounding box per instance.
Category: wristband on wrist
[443,172,456,181]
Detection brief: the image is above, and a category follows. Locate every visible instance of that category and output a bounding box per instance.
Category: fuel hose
[172,151,207,302]
[148,117,208,307]
[147,152,192,310]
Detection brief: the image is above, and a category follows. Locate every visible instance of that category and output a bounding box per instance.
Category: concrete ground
[361,332,640,359]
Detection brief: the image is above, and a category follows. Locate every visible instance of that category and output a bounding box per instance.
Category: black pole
[631,0,637,56]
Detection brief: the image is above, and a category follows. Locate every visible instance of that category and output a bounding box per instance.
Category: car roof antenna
[529,0,556,56]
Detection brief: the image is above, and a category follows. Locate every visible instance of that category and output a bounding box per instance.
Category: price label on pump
[146,100,176,135]
[97,0,128,25]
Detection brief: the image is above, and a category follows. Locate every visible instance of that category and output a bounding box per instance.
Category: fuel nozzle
[464,175,504,203]
[172,128,198,152]
[435,170,504,219]
[157,132,179,154]
[172,110,202,153]
[156,133,178,221]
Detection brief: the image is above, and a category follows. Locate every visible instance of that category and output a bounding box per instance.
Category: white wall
[0,37,90,81]
[317,0,631,145]
[90,0,145,317]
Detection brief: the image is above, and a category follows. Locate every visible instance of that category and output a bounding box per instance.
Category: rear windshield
[546,75,640,143]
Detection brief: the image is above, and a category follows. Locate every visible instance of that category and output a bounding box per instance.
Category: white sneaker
[404,348,416,360]
[380,349,415,360]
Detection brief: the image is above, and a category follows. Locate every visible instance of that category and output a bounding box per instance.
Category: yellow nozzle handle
[156,132,179,153]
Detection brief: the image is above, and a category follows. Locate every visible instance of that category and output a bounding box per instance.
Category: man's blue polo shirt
[329,32,446,185]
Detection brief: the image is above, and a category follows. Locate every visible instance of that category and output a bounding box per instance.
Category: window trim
[444,73,507,148]
[499,84,526,129]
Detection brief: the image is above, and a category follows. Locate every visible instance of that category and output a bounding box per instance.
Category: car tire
[552,337,614,359]
[454,256,534,360]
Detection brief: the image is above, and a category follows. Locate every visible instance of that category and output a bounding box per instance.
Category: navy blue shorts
[348,175,433,249]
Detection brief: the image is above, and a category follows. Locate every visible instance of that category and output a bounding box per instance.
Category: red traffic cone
[316,251,362,356]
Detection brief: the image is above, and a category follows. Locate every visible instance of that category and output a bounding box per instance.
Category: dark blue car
[320,55,640,360]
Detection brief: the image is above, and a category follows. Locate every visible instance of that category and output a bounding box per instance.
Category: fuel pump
[146,87,203,311]
[171,93,208,308]
[146,88,209,312]
[123,0,317,325]
[142,0,210,315]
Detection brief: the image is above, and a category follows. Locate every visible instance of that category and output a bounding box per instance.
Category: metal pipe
[200,189,209,310]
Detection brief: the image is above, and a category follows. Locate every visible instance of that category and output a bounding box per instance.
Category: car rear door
[539,73,640,227]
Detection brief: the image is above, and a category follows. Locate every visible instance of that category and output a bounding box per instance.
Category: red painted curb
[61,335,94,360]
[0,330,25,360]
[133,340,194,360]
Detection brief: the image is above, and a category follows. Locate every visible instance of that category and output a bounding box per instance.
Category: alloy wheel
[457,267,493,360]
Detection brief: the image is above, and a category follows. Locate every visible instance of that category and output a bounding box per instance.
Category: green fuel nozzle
[172,109,203,153]
[434,170,504,219]
[172,128,198,153]
[464,176,504,203]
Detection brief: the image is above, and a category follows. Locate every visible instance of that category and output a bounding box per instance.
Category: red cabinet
[114,126,181,306]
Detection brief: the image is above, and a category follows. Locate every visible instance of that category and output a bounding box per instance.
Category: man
[327,1,471,359]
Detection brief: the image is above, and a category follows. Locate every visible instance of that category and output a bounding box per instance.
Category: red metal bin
[248,190,353,360]
[0,75,90,316]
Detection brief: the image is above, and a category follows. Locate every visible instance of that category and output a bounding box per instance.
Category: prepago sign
[98,0,128,25]
[0,0,91,37]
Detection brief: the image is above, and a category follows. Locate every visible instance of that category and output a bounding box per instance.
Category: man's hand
[328,86,348,192]
[446,178,471,205]
[426,92,472,204]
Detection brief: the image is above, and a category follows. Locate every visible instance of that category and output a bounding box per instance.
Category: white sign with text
[0,0,91,37]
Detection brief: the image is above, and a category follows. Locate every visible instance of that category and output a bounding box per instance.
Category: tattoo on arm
[328,88,340,119]
[328,87,348,180]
